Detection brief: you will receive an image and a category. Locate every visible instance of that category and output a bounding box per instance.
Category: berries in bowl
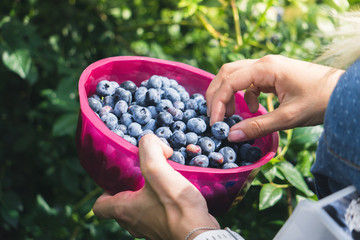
[76,56,278,216]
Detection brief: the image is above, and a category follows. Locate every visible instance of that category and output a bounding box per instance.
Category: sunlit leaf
[259,184,283,210]
[291,126,323,146]
[2,49,31,80]
[278,161,314,197]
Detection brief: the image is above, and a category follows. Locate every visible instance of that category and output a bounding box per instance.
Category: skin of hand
[93,134,220,240]
[206,55,345,142]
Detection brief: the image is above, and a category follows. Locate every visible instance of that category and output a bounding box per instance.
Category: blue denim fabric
[311,59,360,198]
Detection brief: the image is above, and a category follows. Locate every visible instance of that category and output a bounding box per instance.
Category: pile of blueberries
[88,75,262,169]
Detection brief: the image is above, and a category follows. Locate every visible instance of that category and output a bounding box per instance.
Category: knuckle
[249,119,267,138]
[258,54,280,65]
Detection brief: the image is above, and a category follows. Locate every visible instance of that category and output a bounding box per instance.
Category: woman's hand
[93,134,219,240]
[206,55,344,142]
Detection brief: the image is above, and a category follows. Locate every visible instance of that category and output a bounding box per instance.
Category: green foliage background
[1,0,359,239]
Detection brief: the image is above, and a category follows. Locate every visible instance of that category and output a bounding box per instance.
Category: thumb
[228,104,295,142]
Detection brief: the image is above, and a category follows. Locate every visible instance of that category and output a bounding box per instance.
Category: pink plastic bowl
[76,56,278,216]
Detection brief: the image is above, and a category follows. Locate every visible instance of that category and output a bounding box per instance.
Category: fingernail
[228,129,246,142]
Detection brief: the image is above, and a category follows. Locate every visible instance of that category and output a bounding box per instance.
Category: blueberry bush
[1,0,359,239]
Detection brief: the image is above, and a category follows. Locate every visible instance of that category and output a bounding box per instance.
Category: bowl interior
[79,56,278,174]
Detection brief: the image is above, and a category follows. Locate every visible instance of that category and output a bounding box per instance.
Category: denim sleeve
[311,59,360,199]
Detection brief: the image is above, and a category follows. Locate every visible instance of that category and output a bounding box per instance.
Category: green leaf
[291,126,323,146]
[261,163,277,182]
[278,161,314,197]
[52,113,78,137]
[259,183,283,210]
[2,48,31,80]
[0,204,19,228]
[36,195,57,215]
[296,150,313,177]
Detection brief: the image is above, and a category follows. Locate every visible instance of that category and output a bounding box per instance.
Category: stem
[74,186,102,210]
[270,182,289,188]
[196,13,231,44]
[274,129,293,160]
[287,188,293,216]
[230,0,243,46]
[266,93,275,112]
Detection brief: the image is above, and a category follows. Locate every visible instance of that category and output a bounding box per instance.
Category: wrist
[185,227,219,240]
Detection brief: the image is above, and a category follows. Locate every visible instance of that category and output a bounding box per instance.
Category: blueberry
[113,100,128,117]
[173,101,185,111]
[186,132,198,145]
[187,118,207,134]
[102,95,116,108]
[119,112,133,127]
[191,93,205,104]
[163,87,181,102]
[128,122,143,138]
[132,106,151,125]
[145,88,161,106]
[239,162,253,166]
[155,127,172,140]
[197,99,207,115]
[160,76,171,89]
[210,137,222,151]
[222,162,239,169]
[224,117,236,128]
[198,115,210,126]
[114,87,132,105]
[110,81,120,89]
[172,84,186,93]
[208,152,224,168]
[230,114,243,123]
[134,86,148,106]
[99,106,113,117]
[169,151,185,165]
[138,129,154,141]
[186,144,202,158]
[211,121,230,140]
[147,106,158,118]
[156,112,173,127]
[167,107,183,121]
[239,143,262,163]
[183,109,197,123]
[169,79,178,88]
[148,75,162,89]
[140,79,148,88]
[112,129,125,138]
[116,124,127,134]
[178,147,187,159]
[123,135,137,145]
[171,121,187,132]
[170,130,187,149]
[156,99,173,112]
[219,146,237,163]
[221,140,240,156]
[159,137,170,147]
[88,97,102,113]
[89,94,101,101]
[189,155,209,168]
[128,104,141,115]
[185,99,198,111]
[96,80,116,96]
[198,137,215,155]
[101,113,118,130]
[143,119,157,132]
[120,80,138,95]
[179,91,190,102]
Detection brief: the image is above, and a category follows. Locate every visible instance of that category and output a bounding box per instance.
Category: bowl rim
[78,56,279,174]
